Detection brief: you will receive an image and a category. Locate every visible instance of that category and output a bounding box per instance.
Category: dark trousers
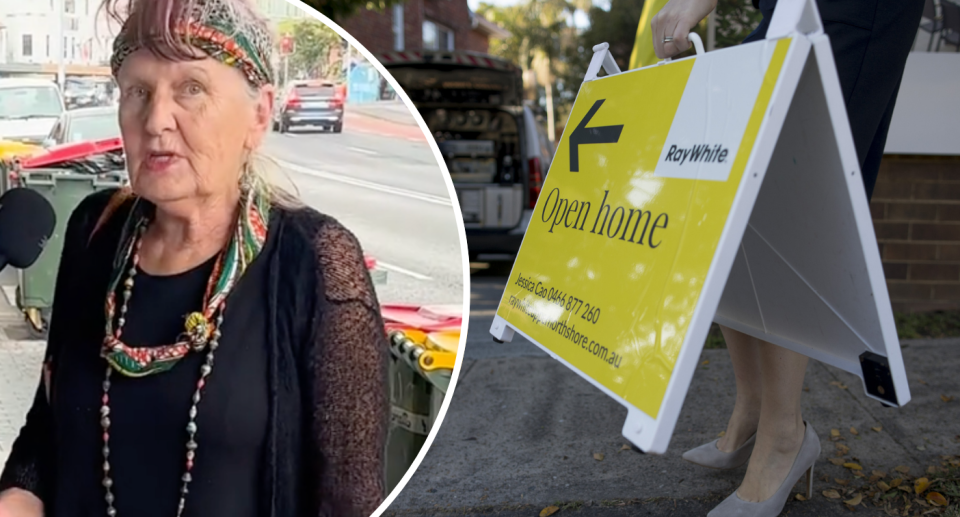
[744,0,925,200]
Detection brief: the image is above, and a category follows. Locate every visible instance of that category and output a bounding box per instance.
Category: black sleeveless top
[51,247,269,517]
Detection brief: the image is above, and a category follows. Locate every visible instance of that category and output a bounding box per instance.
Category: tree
[301,0,402,23]
[276,18,344,81]
[713,0,763,49]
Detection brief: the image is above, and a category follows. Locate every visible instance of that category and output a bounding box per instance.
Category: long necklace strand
[98,186,268,516]
[100,228,227,517]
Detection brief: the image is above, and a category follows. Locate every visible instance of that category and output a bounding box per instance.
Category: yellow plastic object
[399,329,428,346]
[425,330,460,353]
[418,350,456,371]
[0,140,42,160]
[628,0,671,69]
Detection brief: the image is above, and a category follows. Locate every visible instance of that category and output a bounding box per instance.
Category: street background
[0,100,465,467]
[381,263,960,517]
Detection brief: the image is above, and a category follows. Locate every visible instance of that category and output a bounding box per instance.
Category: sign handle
[687,33,705,56]
[583,42,622,82]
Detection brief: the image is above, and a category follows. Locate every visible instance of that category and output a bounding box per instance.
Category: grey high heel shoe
[707,422,820,517]
[682,433,756,470]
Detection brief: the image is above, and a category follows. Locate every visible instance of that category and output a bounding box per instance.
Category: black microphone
[0,188,57,271]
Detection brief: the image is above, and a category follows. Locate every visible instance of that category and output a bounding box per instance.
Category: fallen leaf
[926,466,936,475]
[829,381,848,389]
[849,427,858,435]
[853,470,865,478]
[914,477,930,495]
[844,493,863,506]
[593,453,604,461]
[868,474,881,483]
[917,445,926,451]
[803,387,810,392]
[795,493,806,501]
[890,478,903,488]
[941,395,954,403]
[620,444,631,451]
[895,466,910,474]
[878,481,891,492]
[701,360,709,365]
[898,485,912,493]
[823,489,842,499]
[872,470,886,479]
[844,462,863,471]
[540,506,560,517]
[836,478,850,486]
[836,443,851,454]
[926,492,947,506]
[872,426,883,432]
[832,429,841,438]
[717,431,725,437]
[829,458,846,466]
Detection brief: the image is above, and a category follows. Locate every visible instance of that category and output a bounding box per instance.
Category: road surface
[263,126,463,307]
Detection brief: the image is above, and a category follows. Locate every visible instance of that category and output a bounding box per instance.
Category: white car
[0,78,66,145]
[381,50,556,261]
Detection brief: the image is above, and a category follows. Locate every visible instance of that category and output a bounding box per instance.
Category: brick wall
[339,6,402,56]
[872,155,960,312]
[463,29,489,53]
[339,0,489,56]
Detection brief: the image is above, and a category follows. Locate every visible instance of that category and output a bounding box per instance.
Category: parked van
[0,78,66,145]
[380,51,555,261]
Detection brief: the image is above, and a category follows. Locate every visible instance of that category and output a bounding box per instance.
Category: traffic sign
[490,0,910,454]
[279,34,295,56]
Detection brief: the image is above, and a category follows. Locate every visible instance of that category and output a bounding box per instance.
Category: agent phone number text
[514,273,601,324]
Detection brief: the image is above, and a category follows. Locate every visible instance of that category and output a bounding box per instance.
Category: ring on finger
[663,36,674,43]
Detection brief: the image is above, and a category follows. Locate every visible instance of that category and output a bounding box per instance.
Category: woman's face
[116,49,274,206]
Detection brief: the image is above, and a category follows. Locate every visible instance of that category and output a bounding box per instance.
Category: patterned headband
[110,0,275,87]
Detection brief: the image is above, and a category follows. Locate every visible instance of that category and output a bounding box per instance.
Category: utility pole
[57,0,66,88]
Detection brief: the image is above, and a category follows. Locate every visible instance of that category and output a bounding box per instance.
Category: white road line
[275,158,452,207]
[377,261,433,281]
[348,146,378,156]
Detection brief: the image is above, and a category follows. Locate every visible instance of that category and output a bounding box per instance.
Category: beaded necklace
[98,186,269,517]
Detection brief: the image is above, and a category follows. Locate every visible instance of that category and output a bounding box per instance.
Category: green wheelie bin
[16,170,126,336]
[385,328,456,493]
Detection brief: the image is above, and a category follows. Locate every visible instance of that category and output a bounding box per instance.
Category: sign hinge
[584,42,622,82]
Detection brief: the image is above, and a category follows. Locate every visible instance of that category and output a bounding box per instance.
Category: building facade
[338,0,508,57]
[0,0,117,67]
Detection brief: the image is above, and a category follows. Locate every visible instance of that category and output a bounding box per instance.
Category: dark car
[44,106,121,147]
[273,81,344,133]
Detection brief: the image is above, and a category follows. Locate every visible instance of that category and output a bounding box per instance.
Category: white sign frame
[490,0,910,454]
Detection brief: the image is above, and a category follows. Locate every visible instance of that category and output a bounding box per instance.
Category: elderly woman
[0,0,388,516]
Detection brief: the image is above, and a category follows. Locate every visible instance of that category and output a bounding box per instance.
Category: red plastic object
[364,255,376,270]
[20,137,123,169]
[381,303,462,333]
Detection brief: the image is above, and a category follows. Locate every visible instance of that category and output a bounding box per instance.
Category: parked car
[0,78,66,145]
[273,80,344,133]
[64,78,101,109]
[44,106,121,147]
[380,50,555,261]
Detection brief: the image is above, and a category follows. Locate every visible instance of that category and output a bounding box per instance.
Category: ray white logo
[663,144,730,166]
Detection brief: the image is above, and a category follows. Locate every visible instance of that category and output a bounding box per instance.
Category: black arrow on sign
[569,99,623,172]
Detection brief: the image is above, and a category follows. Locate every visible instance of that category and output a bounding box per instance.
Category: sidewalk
[0,271,45,469]
[385,335,960,516]
[347,100,421,127]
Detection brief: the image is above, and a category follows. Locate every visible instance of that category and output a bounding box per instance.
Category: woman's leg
[716,326,763,452]
[736,339,809,502]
